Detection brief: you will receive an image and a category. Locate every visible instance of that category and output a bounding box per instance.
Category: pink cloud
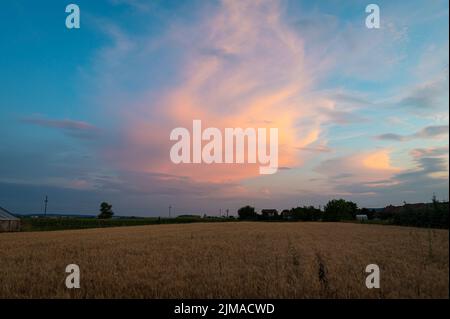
[104,0,329,183]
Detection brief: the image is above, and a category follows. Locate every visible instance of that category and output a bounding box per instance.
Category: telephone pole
[169,205,172,218]
[44,195,48,217]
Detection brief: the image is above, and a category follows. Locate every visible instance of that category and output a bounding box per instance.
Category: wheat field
[0,222,448,298]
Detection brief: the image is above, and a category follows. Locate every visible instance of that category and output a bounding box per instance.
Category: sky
[0,0,448,216]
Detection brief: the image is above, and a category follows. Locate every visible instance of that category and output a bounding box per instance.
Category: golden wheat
[0,222,448,298]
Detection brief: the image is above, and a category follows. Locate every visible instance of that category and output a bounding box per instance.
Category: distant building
[0,206,21,232]
[356,214,368,221]
[261,209,278,217]
[280,209,292,219]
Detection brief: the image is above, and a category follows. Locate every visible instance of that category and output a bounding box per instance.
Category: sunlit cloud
[105,0,327,182]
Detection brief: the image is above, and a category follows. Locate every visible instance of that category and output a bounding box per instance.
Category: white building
[356,214,368,222]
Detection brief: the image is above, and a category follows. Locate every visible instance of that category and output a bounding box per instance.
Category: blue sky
[0,0,448,216]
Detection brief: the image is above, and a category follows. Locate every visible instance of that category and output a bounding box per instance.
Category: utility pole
[226,209,229,218]
[44,195,48,217]
[169,205,172,218]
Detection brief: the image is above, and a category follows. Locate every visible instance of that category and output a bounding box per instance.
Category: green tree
[238,205,257,220]
[291,206,322,221]
[323,199,358,221]
[98,202,114,219]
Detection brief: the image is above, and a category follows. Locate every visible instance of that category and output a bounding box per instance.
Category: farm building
[0,206,21,232]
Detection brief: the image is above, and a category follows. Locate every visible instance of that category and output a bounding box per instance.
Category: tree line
[95,197,448,229]
[237,197,449,229]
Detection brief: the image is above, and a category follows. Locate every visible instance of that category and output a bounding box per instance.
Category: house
[261,209,278,217]
[0,206,21,232]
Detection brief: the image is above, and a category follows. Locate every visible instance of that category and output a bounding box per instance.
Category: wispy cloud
[297,145,332,153]
[410,146,449,159]
[399,78,448,109]
[375,125,449,141]
[21,116,99,139]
